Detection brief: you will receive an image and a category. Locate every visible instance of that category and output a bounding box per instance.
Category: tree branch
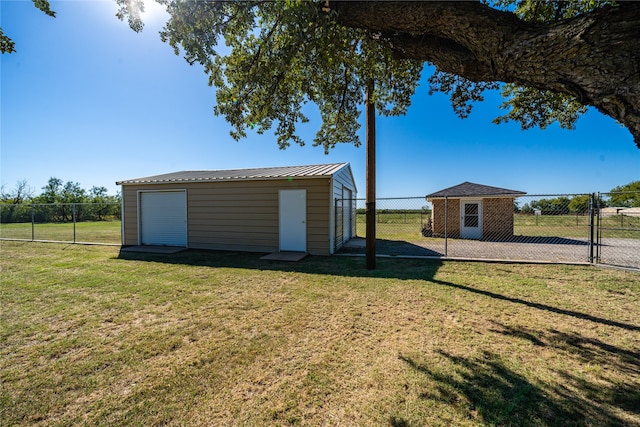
[331,1,640,146]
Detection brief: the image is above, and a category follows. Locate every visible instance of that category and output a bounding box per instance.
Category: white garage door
[139,191,187,246]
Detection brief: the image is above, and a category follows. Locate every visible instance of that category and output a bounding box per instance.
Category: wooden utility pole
[366,80,376,269]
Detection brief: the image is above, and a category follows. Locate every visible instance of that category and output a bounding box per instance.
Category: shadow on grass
[400,350,582,426]
[340,239,444,257]
[429,278,640,332]
[391,322,640,427]
[117,247,444,281]
[389,416,410,427]
[396,347,636,427]
[489,321,640,378]
[117,248,640,333]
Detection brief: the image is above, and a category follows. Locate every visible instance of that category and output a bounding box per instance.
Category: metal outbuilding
[116,163,357,255]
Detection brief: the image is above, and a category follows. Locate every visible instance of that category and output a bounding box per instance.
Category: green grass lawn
[1,241,639,426]
[0,221,121,244]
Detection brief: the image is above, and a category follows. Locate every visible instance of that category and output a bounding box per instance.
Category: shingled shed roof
[117,163,350,185]
[426,182,526,199]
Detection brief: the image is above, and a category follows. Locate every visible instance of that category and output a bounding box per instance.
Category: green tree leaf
[608,181,640,207]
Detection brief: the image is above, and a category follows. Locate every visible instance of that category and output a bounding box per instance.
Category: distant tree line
[608,181,640,208]
[0,178,121,223]
[517,196,586,215]
[515,181,640,215]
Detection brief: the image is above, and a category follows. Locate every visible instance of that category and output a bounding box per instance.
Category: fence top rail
[521,193,594,198]
[339,194,601,202]
[339,196,430,201]
[598,227,640,232]
[600,191,640,195]
[1,202,120,207]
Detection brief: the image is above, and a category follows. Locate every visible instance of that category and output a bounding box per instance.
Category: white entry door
[279,189,307,252]
[139,191,187,246]
[461,200,482,239]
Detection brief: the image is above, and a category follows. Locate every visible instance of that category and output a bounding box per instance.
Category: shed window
[464,203,479,227]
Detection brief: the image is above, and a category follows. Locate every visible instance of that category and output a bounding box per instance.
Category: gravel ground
[340,237,640,269]
[597,238,640,269]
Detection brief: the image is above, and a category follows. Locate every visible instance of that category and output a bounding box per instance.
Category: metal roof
[426,182,526,199]
[116,163,350,185]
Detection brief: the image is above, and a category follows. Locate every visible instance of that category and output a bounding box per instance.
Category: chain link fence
[2,196,638,269]
[0,203,121,245]
[338,193,640,270]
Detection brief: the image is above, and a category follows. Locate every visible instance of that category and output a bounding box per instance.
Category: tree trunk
[331,1,640,147]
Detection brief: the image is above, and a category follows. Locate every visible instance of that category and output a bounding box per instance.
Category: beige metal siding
[122,186,139,245]
[121,178,332,255]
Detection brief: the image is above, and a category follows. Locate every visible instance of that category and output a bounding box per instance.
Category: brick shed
[426,182,526,240]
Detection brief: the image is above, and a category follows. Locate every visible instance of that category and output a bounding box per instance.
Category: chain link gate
[595,192,640,269]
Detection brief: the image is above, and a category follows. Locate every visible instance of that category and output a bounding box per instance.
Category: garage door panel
[140,191,187,246]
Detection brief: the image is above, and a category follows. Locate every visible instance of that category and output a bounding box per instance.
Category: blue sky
[2,0,638,199]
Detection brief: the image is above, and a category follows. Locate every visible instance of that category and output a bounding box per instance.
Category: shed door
[461,200,482,239]
[279,189,306,252]
[139,191,187,246]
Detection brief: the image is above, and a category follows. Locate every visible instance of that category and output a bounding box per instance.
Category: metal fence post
[31,204,35,242]
[72,204,77,243]
[444,196,448,257]
[589,193,596,263]
[353,199,357,239]
[596,192,602,263]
